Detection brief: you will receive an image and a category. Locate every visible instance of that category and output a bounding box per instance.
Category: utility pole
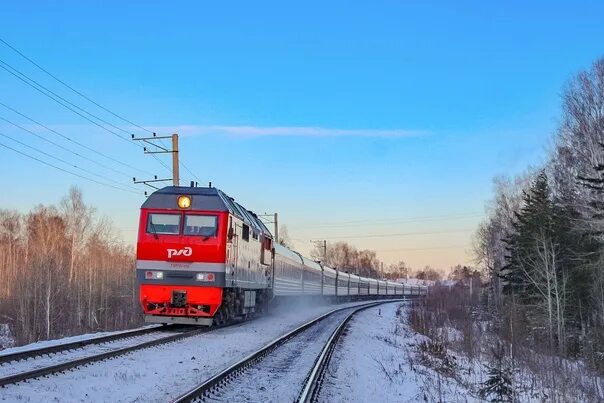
[311,240,328,263]
[274,213,278,243]
[132,133,180,190]
[258,213,279,243]
[171,133,179,186]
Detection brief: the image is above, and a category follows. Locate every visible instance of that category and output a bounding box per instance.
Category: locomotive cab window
[147,213,180,235]
[184,214,218,237]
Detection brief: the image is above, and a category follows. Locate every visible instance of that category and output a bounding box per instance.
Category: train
[136,185,427,325]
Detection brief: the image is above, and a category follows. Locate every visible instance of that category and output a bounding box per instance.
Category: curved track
[172,300,402,403]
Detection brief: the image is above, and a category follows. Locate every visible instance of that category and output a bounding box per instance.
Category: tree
[414,266,442,281]
[500,171,594,353]
[386,260,410,280]
[550,57,604,357]
[277,224,291,247]
[309,241,381,278]
[473,56,604,371]
[60,186,93,286]
[502,172,560,350]
[474,173,535,310]
[479,343,513,402]
[0,187,139,345]
[448,265,481,290]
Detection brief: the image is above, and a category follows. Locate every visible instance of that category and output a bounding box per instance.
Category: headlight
[177,195,192,209]
[196,273,215,282]
[145,271,164,280]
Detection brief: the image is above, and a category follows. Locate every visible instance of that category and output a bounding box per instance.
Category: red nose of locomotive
[136,186,230,325]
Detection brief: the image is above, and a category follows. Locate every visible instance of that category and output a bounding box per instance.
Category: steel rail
[0,325,218,387]
[0,325,169,366]
[171,299,404,403]
[297,301,394,402]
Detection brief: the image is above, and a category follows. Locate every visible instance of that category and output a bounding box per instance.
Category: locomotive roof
[142,186,231,211]
[143,186,272,238]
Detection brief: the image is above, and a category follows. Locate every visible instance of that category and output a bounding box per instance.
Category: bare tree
[277,224,291,248]
[0,187,140,346]
[310,241,381,277]
[386,260,410,280]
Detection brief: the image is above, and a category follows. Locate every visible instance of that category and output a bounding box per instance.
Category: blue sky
[1,1,603,269]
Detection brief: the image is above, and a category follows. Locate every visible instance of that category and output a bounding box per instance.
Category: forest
[402,58,604,402]
[472,57,604,371]
[0,187,139,346]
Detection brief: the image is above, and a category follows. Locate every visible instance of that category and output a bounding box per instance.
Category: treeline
[0,187,140,346]
[308,239,448,281]
[475,57,604,370]
[310,240,383,278]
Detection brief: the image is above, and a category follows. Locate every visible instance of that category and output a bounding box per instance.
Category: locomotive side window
[184,214,218,237]
[147,213,180,235]
[242,224,250,241]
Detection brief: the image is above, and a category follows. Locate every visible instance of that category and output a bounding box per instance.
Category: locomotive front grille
[171,290,187,307]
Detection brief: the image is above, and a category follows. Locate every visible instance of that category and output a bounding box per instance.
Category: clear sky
[1,1,603,270]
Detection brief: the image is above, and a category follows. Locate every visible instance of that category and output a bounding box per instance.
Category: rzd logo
[167,247,192,258]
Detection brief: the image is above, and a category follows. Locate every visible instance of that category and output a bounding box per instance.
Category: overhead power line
[0,59,139,146]
[0,37,154,135]
[375,244,469,253]
[0,105,146,176]
[0,59,169,180]
[181,161,202,184]
[297,212,483,229]
[0,140,141,194]
[0,131,139,192]
[318,228,474,240]
[0,37,203,185]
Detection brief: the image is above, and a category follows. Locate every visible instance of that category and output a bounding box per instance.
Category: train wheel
[213,308,227,326]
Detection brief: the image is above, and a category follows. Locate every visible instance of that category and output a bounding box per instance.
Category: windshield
[146,213,180,235]
[184,214,218,237]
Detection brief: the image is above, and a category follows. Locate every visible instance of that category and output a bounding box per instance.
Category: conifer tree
[480,343,513,402]
[501,172,568,351]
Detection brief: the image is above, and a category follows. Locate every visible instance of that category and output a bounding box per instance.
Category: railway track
[0,324,214,387]
[0,325,167,365]
[172,299,403,403]
[297,302,366,403]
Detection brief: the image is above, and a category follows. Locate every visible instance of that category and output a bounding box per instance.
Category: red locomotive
[136,186,424,325]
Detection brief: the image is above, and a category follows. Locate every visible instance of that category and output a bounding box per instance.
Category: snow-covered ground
[0,325,160,357]
[0,324,14,350]
[0,329,183,379]
[212,307,358,402]
[0,299,396,402]
[318,302,604,402]
[318,302,474,402]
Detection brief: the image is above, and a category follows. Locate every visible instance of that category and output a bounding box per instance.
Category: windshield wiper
[149,221,159,240]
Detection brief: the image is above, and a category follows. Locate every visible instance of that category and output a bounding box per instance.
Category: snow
[435,326,464,343]
[0,298,396,402]
[211,308,357,402]
[318,302,478,402]
[317,302,604,402]
[0,329,181,379]
[0,325,159,357]
[0,325,14,350]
